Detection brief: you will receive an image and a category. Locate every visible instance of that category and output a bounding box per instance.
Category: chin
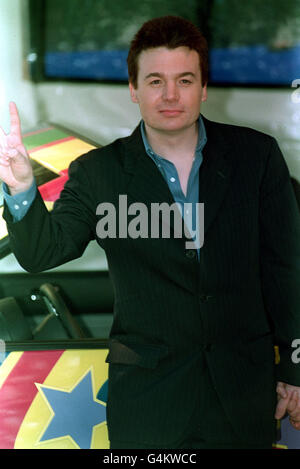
[158,120,194,132]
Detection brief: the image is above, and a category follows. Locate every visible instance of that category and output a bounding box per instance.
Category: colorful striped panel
[23,127,71,151]
[0,349,109,449]
[29,138,95,175]
[0,350,64,449]
[0,125,97,243]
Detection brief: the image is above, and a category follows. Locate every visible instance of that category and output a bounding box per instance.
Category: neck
[144,121,198,161]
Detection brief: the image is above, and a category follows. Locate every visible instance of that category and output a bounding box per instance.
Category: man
[1,16,300,449]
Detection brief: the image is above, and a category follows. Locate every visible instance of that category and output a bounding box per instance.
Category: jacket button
[186,250,196,259]
[199,295,213,302]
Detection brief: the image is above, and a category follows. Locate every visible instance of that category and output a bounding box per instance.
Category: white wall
[0,0,38,134]
[36,82,300,178]
[0,0,299,273]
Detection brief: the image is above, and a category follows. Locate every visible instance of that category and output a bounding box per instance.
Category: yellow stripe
[29,139,96,174]
[0,352,23,389]
[274,345,280,365]
[43,201,54,211]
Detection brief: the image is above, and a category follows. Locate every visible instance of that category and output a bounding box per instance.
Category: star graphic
[38,369,106,448]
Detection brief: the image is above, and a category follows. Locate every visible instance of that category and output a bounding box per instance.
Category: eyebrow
[144,72,196,81]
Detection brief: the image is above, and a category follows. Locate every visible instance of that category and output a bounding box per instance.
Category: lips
[159,110,183,117]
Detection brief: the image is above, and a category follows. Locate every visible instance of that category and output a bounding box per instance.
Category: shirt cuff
[2,180,37,222]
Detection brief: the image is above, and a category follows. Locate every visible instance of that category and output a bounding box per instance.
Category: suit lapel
[122,125,181,235]
[200,116,233,237]
[122,124,174,204]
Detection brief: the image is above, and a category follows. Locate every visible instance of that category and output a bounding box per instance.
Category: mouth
[159,110,183,117]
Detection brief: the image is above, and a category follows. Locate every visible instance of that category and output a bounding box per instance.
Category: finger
[288,392,300,418]
[0,157,11,167]
[7,150,18,158]
[289,418,300,430]
[0,126,7,149]
[15,142,28,158]
[0,146,17,157]
[276,382,288,399]
[9,102,22,142]
[275,397,289,419]
[0,148,13,166]
[287,398,298,413]
[1,142,27,161]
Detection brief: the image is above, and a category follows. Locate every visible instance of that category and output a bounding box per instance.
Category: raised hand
[0,102,34,195]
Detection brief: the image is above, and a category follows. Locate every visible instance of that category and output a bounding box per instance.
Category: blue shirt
[140,115,207,258]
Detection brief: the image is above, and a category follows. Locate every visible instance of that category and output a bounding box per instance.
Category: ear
[201,84,208,102]
[129,82,139,103]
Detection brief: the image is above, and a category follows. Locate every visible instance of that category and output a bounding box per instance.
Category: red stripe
[0,350,64,449]
[38,171,69,202]
[22,127,55,138]
[29,136,75,154]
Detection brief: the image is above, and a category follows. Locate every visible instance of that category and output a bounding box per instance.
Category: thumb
[275,382,291,420]
[275,395,289,419]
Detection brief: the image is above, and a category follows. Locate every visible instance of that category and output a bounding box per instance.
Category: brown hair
[127,16,209,88]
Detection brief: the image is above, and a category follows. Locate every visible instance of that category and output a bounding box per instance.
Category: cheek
[139,93,160,112]
[185,91,203,111]
[187,88,203,101]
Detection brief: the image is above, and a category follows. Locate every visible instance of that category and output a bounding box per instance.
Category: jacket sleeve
[259,137,300,385]
[2,156,97,273]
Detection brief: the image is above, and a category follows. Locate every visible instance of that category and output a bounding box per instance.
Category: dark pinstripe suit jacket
[4,116,300,446]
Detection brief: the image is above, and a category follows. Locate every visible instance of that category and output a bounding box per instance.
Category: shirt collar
[140,114,207,159]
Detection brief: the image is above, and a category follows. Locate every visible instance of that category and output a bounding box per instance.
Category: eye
[149,79,162,86]
[180,79,192,85]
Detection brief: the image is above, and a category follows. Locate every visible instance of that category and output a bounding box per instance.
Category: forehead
[137,46,201,79]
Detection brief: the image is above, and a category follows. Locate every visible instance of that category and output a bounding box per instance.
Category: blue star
[39,370,106,448]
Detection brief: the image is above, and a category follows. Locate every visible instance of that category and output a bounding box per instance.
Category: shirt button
[14,204,20,210]
[170,177,176,182]
[22,200,28,206]
[186,250,196,259]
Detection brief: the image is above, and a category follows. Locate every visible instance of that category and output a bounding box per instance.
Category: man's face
[129,46,207,135]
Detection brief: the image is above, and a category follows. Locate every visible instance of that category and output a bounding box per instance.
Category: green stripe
[23,128,72,151]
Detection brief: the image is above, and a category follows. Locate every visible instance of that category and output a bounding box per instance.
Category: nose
[162,81,179,101]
